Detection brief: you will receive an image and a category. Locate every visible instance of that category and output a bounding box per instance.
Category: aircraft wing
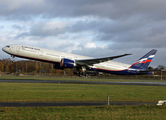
[76,54,132,66]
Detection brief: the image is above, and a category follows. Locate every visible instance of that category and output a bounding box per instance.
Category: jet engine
[60,58,75,68]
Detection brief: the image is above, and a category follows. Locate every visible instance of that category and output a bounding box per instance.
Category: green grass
[0,76,166,82]
[0,80,166,119]
[0,105,166,120]
[0,83,166,102]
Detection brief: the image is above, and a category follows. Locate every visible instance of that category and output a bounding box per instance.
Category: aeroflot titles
[22,46,40,51]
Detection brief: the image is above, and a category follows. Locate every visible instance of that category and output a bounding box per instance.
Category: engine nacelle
[60,58,75,68]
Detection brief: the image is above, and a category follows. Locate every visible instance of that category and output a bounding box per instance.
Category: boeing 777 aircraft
[2,45,157,76]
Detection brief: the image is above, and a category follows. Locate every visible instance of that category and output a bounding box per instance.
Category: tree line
[0,58,75,75]
[0,58,165,76]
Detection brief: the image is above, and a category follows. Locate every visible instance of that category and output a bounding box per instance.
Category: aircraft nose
[2,47,6,52]
[2,46,10,52]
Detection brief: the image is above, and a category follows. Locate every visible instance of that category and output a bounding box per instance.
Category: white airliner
[2,45,157,75]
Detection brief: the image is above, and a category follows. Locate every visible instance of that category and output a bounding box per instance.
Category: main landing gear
[74,66,89,78]
[73,71,89,78]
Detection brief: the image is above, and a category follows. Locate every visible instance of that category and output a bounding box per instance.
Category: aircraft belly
[35,53,60,63]
[19,51,38,59]
[93,64,128,71]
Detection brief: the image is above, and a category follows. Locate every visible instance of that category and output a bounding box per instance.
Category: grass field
[0,82,166,102]
[0,105,166,119]
[0,77,166,119]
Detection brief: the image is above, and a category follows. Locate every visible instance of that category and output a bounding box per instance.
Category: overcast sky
[0,0,166,67]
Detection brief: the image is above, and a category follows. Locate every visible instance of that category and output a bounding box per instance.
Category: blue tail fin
[130,49,157,69]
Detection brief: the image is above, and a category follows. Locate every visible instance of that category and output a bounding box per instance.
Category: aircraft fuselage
[2,45,156,75]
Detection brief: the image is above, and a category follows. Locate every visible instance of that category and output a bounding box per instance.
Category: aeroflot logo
[22,46,40,51]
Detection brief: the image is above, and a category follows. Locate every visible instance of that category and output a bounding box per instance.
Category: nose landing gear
[11,55,15,62]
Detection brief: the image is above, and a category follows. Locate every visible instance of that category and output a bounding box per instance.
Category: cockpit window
[6,45,10,48]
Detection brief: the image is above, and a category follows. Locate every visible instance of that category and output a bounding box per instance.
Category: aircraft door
[39,51,43,56]
[17,46,20,52]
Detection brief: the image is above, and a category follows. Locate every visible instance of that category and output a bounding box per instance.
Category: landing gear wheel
[84,73,88,78]
[79,72,83,77]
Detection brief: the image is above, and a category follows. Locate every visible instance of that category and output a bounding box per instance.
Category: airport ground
[0,105,166,119]
[0,76,166,119]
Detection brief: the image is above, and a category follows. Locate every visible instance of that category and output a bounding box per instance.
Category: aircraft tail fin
[130,49,157,69]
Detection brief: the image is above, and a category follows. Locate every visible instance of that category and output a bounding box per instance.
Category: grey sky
[0,0,165,67]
